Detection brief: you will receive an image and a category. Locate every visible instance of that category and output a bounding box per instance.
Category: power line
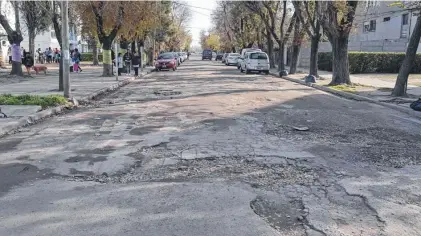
[189,8,212,17]
[176,2,214,12]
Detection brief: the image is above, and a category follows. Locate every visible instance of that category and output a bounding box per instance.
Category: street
[0,56,421,236]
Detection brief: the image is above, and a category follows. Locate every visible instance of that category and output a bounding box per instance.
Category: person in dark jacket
[123,51,132,75]
[132,53,140,76]
[23,53,34,75]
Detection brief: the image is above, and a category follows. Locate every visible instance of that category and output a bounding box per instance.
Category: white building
[0,0,81,63]
[348,1,420,52]
[297,2,421,68]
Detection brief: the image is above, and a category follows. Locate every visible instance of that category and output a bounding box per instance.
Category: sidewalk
[0,65,154,136]
[270,66,421,118]
[271,66,421,98]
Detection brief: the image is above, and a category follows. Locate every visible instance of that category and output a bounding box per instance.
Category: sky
[184,0,217,49]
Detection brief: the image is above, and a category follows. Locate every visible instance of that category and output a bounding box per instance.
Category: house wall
[20,28,60,52]
[298,2,421,68]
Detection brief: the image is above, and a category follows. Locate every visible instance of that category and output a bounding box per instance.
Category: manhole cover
[154,90,182,96]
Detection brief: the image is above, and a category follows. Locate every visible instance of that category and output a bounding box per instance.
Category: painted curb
[0,68,155,137]
[269,72,421,119]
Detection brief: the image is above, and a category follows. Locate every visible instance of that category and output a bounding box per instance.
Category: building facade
[298,2,421,68]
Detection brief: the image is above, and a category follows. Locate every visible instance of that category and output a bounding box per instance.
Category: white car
[182,52,188,61]
[237,48,262,69]
[240,51,270,74]
[225,53,240,66]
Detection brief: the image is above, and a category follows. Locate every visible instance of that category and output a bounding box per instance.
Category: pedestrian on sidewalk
[117,53,123,76]
[23,53,34,76]
[47,47,53,63]
[124,51,132,75]
[132,52,140,77]
[72,48,82,73]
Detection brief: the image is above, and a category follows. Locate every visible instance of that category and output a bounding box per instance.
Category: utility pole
[61,0,70,98]
[153,1,157,62]
[115,38,119,81]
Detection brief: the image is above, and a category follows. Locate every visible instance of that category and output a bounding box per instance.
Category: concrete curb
[0,104,71,137]
[78,68,154,104]
[269,71,421,119]
[0,68,155,137]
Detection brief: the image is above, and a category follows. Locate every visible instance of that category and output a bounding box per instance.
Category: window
[369,20,376,32]
[363,22,370,33]
[363,20,376,32]
[383,17,390,22]
[250,53,268,60]
[51,31,56,39]
[402,14,409,25]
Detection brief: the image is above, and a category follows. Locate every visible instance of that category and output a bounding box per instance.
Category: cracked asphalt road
[1,56,421,236]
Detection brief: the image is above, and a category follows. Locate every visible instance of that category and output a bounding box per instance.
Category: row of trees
[210,1,421,97]
[0,0,193,88]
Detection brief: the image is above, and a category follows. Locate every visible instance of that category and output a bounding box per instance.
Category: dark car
[215,53,223,61]
[202,49,212,60]
[155,53,177,71]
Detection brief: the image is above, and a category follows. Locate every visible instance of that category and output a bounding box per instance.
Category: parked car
[237,48,262,69]
[225,53,240,66]
[177,52,184,63]
[221,53,228,63]
[202,49,213,60]
[172,52,182,65]
[215,52,224,61]
[181,52,188,61]
[155,53,178,71]
[240,51,270,74]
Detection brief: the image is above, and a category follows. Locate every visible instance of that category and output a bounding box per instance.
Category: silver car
[225,53,240,66]
[240,52,270,74]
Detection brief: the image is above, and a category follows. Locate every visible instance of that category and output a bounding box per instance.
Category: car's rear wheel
[173,67,176,71]
[264,70,269,75]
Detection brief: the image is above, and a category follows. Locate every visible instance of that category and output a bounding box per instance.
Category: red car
[155,53,177,71]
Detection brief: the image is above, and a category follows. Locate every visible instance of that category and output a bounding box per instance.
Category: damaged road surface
[1,57,421,236]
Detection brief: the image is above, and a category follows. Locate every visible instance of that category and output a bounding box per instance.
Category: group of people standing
[114,51,141,76]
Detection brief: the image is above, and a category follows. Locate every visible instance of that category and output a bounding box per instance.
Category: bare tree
[392,2,421,96]
[293,1,321,77]
[244,1,295,71]
[20,1,51,61]
[290,18,305,74]
[317,1,358,85]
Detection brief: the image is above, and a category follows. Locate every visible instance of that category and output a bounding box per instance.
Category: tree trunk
[102,38,113,76]
[290,45,301,74]
[392,15,421,96]
[92,40,99,65]
[309,35,320,77]
[290,19,303,74]
[28,30,35,62]
[231,46,236,53]
[329,36,351,85]
[266,28,275,69]
[278,42,285,71]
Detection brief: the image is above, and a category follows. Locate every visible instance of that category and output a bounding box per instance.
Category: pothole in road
[66,155,319,192]
[250,196,306,235]
[153,90,182,96]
